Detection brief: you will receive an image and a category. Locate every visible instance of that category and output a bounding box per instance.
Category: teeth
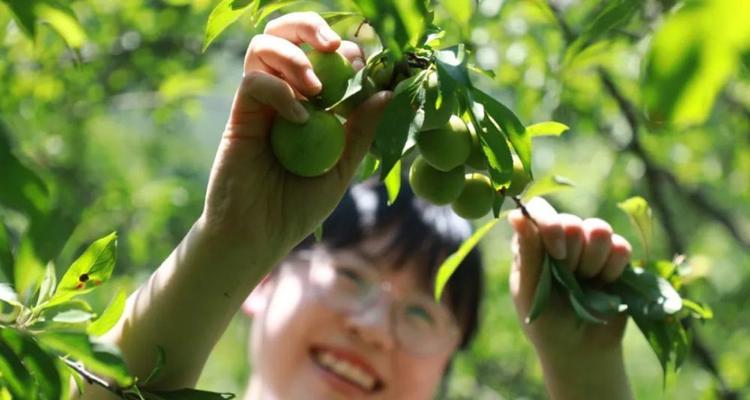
[315,350,377,391]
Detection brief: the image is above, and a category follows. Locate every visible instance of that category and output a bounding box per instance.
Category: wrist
[538,346,633,400]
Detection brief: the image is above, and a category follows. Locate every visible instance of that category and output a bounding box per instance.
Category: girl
[79,12,634,400]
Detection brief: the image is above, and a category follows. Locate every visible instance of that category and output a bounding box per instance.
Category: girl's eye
[405,304,435,325]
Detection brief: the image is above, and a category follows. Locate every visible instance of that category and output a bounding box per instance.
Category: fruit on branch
[451,173,494,219]
[307,49,356,109]
[408,155,464,205]
[465,123,488,170]
[270,102,345,177]
[416,115,472,171]
[369,58,395,90]
[421,71,458,130]
[505,156,531,197]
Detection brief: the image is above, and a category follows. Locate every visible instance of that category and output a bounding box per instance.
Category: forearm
[77,217,283,398]
[539,347,633,400]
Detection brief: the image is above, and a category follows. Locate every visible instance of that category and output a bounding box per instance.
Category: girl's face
[243,234,460,400]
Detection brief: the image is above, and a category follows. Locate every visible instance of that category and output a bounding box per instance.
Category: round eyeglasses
[287,247,461,357]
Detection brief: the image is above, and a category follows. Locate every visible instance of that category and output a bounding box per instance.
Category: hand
[508,197,634,399]
[201,12,392,265]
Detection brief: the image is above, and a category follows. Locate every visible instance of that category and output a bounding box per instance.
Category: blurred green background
[1,0,748,398]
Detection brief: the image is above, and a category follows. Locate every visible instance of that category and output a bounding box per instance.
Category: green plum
[307,49,356,109]
[417,115,472,172]
[505,156,531,197]
[270,102,345,177]
[408,155,465,205]
[451,173,494,219]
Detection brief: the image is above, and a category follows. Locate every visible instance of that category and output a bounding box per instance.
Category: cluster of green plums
[269,49,531,220]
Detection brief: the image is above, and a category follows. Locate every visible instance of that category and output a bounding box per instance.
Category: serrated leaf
[522,175,574,201]
[471,88,531,178]
[203,0,256,52]
[36,331,133,387]
[47,232,117,307]
[384,159,401,205]
[617,196,653,260]
[526,121,570,137]
[526,254,552,324]
[435,219,499,300]
[87,288,127,336]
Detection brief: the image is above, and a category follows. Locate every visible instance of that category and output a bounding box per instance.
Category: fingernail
[304,68,322,93]
[291,101,309,123]
[318,27,340,44]
[352,58,365,71]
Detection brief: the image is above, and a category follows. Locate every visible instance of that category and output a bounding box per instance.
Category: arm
[508,198,634,400]
[75,12,391,398]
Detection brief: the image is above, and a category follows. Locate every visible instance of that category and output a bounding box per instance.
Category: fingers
[264,11,340,51]
[245,34,322,97]
[229,71,308,128]
[510,198,633,284]
[336,91,393,176]
[337,40,365,70]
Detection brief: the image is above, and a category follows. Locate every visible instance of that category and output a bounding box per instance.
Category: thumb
[508,208,545,316]
[335,91,393,177]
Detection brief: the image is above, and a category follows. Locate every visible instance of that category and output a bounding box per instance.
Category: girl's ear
[241,275,273,317]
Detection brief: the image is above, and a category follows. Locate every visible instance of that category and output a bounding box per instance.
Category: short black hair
[294,178,483,349]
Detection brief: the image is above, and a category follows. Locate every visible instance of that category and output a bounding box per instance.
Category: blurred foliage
[1,0,749,399]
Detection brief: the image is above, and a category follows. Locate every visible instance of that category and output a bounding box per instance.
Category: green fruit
[271,102,345,177]
[421,71,457,130]
[408,155,465,205]
[307,50,355,109]
[369,59,394,90]
[452,173,494,219]
[417,115,472,172]
[333,77,376,117]
[466,124,488,170]
[506,156,531,197]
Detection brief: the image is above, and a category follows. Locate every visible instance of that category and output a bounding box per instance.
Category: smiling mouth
[310,347,384,394]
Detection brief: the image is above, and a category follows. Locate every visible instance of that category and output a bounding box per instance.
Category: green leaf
[613,267,683,319]
[0,0,38,38]
[141,346,166,386]
[0,328,62,400]
[328,66,365,111]
[48,232,117,307]
[0,223,13,284]
[203,0,256,52]
[36,331,134,387]
[33,299,94,330]
[313,224,323,242]
[35,262,57,308]
[384,159,401,205]
[583,289,625,315]
[526,121,570,137]
[87,288,127,336]
[142,388,236,400]
[681,299,713,320]
[354,153,380,182]
[522,175,574,201]
[36,0,87,48]
[0,328,33,398]
[441,0,472,27]
[435,219,499,300]
[251,0,300,27]
[319,11,362,26]
[375,73,425,180]
[0,284,22,323]
[471,88,531,178]
[467,101,513,189]
[0,128,51,217]
[563,0,643,65]
[353,0,429,58]
[617,196,653,260]
[568,292,606,324]
[548,258,583,298]
[525,254,552,324]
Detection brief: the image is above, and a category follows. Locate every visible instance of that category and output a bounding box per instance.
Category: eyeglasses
[287,247,461,357]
